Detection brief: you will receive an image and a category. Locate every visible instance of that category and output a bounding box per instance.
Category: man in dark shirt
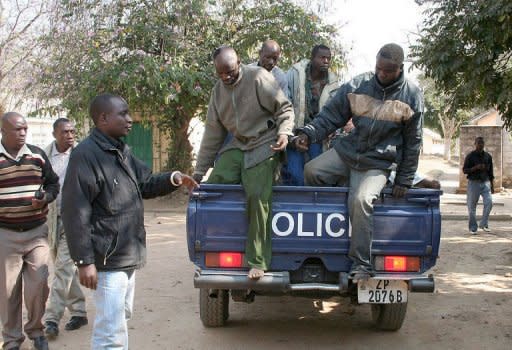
[463,136,494,234]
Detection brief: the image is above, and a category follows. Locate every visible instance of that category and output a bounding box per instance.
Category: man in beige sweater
[193,46,294,279]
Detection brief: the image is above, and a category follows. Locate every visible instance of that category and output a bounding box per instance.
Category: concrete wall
[471,109,512,187]
[502,131,512,187]
[458,126,502,193]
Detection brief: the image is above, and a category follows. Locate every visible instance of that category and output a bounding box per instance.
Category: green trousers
[207,149,278,270]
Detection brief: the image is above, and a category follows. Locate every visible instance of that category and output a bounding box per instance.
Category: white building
[25,117,56,149]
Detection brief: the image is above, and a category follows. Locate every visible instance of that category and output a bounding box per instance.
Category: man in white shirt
[44,118,88,339]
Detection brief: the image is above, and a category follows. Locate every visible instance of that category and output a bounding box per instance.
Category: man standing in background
[252,39,288,94]
[284,44,341,185]
[463,136,494,234]
[0,112,60,350]
[44,118,88,340]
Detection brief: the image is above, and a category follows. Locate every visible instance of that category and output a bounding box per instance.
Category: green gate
[123,123,153,169]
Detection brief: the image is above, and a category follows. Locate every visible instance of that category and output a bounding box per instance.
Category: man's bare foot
[248,268,264,280]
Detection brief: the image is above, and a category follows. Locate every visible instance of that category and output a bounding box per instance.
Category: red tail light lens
[375,256,420,272]
[205,252,243,268]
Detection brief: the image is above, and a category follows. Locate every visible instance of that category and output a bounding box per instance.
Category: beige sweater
[195,65,294,175]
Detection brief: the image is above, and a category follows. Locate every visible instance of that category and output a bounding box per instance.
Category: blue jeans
[281,143,323,186]
[467,179,493,231]
[304,149,389,271]
[92,271,136,350]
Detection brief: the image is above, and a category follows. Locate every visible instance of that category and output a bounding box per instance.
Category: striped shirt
[0,142,60,231]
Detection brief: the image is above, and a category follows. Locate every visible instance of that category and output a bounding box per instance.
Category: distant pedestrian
[463,136,494,234]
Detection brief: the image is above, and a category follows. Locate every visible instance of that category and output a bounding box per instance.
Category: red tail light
[375,256,420,272]
[205,252,243,268]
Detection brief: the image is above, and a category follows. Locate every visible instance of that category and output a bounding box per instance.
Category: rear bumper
[193,269,435,293]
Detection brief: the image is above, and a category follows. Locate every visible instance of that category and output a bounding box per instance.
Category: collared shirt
[305,62,329,124]
[49,142,72,211]
[0,142,33,161]
[463,149,494,182]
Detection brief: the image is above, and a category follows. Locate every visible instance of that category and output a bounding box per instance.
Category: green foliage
[34,0,345,171]
[419,75,472,138]
[411,0,512,129]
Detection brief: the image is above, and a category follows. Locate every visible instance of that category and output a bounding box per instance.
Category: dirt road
[38,205,511,350]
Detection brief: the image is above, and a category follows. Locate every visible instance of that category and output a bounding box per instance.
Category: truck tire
[371,302,408,331]
[199,289,229,327]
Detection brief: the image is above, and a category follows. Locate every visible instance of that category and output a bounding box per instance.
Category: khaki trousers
[44,217,86,324]
[0,224,49,349]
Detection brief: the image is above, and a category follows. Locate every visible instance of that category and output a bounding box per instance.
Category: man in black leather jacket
[293,43,423,282]
[62,93,197,349]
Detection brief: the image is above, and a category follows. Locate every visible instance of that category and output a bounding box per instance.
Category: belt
[1,225,35,232]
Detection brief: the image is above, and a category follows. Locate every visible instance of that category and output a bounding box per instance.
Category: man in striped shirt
[0,112,59,350]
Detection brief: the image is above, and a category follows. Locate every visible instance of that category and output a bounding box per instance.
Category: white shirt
[49,142,72,211]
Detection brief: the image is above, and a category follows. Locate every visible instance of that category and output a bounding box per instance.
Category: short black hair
[475,136,484,143]
[53,117,71,131]
[377,43,404,66]
[89,93,119,124]
[311,44,330,59]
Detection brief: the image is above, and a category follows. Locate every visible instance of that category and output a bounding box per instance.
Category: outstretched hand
[172,172,199,192]
[270,134,289,152]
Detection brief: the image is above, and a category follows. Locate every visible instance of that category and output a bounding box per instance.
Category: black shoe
[33,336,49,350]
[44,321,59,339]
[64,316,88,331]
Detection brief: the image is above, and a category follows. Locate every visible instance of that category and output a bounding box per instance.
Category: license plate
[357,279,408,304]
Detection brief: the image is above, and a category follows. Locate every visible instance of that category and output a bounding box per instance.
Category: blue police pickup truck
[187,184,441,331]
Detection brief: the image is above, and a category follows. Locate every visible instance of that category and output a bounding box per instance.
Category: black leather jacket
[62,128,178,270]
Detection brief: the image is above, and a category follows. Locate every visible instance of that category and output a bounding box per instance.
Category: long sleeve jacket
[194,64,294,176]
[300,71,424,187]
[62,128,180,271]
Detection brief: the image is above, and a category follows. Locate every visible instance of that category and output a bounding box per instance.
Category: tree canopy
[33,0,346,171]
[419,75,474,160]
[411,0,512,129]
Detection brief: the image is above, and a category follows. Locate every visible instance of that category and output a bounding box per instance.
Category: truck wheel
[199,289,229,327]
[371,302,408,331]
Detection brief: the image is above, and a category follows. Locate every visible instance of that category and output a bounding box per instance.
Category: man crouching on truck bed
[193,46,294,280]
[293,43,424,282]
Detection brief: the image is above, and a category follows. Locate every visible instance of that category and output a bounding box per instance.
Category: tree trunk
[443,134,451,161]
[166,117,194,173]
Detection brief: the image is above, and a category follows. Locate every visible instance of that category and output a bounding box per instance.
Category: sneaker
[480,227,491,232]
[44,321,59,339]
[469,230,478,235]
